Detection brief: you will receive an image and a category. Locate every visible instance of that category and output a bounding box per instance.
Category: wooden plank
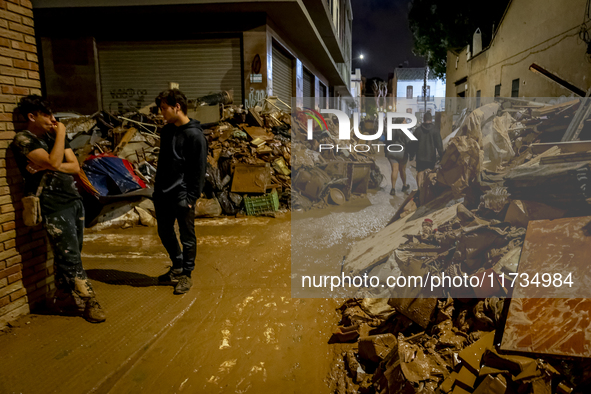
[114,127,137,154]
[500,217,591,358]
[531,140,591,154]
[230,163,271,193]
[561,89,591,141]
[387,189,418,226]
[571,102,591,141]
[247,107,264,127]
[539,151,591,165]
[517,146,560,168]
[499,97,548,107]
[531,99,580,117]
[242,126,274,141]
[343,202,460,277]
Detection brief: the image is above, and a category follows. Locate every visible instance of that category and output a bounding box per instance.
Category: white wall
[395,78,446,116]
[396,78,445,98]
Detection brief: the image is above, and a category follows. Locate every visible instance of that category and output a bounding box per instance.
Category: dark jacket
[154,119,208,206]
[408,122,444,163]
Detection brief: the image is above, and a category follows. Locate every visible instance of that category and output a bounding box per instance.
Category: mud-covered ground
[0,214,343,393]
[0,155,413,393]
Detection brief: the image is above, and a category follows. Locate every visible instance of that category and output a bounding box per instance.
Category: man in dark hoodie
[408,111,444,190]
[154,89,208,294]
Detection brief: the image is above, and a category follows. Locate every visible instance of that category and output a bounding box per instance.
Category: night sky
[351,0,426,79]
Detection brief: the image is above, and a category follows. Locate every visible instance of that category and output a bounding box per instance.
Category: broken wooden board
[562,92,591,141]
[219,128,234,142]
[458,331,495,373]
[504,162,591,205]
[187,104,220,124]
[343,202,460,277]
[503,200,566,228]
[531,99,580,117]
[531,140,591,155]
[247,107,264,127]
[231,163,271,193]
[114,127,137,154]
[539,150,591,165]
[358,334,397,363]
[500,216,591,358]
[501,298,591,358]
[472,373,509,394]
[346,163,371,197]
[454,366,477,391]
[242,126,274,141]
[506,160,590,181]
[516,146,560,168]
[387,189,418,226]
[388,297,437,329]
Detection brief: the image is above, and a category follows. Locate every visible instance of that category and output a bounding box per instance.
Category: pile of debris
[328,97,591,393]
[328,297,590,394]
[61,92,297,229]
[290,113,384,211]
[198,97,293,217]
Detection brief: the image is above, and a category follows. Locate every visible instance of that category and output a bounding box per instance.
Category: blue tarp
[80,154,145,197]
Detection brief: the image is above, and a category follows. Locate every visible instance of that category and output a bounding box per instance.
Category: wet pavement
[0,214,344,394]
[0,155,416,393]
[292,155,418,298]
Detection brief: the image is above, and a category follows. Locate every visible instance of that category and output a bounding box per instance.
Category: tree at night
[408,0,510,77]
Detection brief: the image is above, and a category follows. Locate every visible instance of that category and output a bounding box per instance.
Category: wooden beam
[531,140,591,154]
[529,63,586,97]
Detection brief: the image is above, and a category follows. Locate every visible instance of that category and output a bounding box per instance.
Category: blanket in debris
[78,154,146,196]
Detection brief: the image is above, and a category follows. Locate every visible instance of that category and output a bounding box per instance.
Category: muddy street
[0,214,341,393]
[292,155,418,298]
[0,155,414,393]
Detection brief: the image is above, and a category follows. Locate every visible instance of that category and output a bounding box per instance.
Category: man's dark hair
[423,111,433,122]
[155,89,188,114]
[18,95,52,118]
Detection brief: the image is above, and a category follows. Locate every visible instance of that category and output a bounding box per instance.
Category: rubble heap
[290,112,384,211]
[329,97,591,393]
[61,94,298,229]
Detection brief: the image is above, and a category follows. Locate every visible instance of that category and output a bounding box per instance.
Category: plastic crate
[244,189,279,216]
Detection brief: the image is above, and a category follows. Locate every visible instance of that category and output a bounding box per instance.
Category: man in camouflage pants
[11,95,106,323]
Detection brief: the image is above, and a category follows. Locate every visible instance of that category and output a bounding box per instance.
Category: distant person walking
[385,118,410,196]
[408,111,444,191]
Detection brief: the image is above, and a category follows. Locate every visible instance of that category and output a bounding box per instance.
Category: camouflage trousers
[44,200,95,300]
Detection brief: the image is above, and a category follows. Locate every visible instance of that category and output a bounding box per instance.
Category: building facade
[350,67,363,112]
[392,67,446,120]
[446,0,591,103]
[32,0,353,114]
[0,0,354,327]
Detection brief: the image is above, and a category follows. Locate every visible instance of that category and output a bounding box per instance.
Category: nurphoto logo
[302,109,418,153]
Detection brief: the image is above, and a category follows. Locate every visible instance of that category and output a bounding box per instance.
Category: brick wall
[0,0,53,329]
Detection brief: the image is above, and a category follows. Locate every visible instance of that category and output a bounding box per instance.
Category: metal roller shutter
[318,82,327,109]
[98,39,242,113]
[319,82,326,98]
[272,46,292,111]
[303,69,313,98]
